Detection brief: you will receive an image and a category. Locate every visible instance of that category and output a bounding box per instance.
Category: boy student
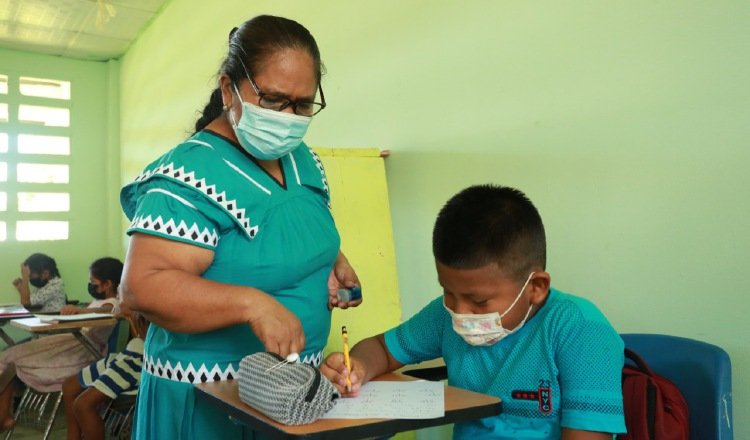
[321,184,626,439]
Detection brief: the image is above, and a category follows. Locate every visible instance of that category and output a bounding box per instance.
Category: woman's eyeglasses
[248,77,326,117]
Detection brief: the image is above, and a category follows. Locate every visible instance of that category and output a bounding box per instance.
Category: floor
[6,415,66,439]
[0,389,64,440]
[6,397,132,440]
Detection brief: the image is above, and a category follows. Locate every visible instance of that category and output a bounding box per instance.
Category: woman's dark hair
[433,184,547,280]
[89,257,124,287]
[24,253,60,278]
[194,15,324,133]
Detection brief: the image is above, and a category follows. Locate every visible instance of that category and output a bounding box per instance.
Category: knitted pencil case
[238,352,340,425]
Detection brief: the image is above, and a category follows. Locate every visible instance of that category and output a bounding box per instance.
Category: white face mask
[444,272,535,346]
[228,84,311,160]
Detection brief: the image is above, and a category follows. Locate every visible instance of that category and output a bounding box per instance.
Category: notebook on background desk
[0,305,32,318]
[35,313,113,323]
[11,314,115,330]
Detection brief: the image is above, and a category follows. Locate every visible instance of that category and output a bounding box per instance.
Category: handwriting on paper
[321,380,445,419]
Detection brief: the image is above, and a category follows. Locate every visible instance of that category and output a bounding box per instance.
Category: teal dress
[120,130,340,439]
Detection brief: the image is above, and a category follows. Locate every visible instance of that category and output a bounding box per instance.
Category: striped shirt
[79,338,144,399]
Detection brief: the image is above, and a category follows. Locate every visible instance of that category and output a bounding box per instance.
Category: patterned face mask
[444,272,535,346]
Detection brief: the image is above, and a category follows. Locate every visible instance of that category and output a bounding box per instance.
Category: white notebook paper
[321,380,445,419]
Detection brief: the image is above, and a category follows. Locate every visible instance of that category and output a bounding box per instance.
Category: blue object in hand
[336,286,362,303]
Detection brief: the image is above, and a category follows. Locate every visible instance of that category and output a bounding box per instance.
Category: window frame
[0,70,72,242]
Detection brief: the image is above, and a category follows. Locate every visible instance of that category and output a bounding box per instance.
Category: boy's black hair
[432,184,546,279]
[24,253,61,277]
[89,257,124,287]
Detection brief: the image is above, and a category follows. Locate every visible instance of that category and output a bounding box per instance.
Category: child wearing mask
[321,185,626,440]
[62,292,149,440]
[11,253,66,313]
[0,257,122,432]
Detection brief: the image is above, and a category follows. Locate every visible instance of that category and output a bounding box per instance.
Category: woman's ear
[529,271,551,305]
[102,279,115,297]
[219,75,234,110]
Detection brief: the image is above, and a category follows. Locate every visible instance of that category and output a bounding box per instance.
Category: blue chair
[107,318,131,355]
[621,333,733,440]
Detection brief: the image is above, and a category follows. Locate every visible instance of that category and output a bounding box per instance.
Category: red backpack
[618,348,690,440]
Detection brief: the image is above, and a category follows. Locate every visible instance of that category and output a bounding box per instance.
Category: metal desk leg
[0,329,15,347]
[72,331,102,358]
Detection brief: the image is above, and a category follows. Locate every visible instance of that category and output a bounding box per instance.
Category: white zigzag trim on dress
[306,148,331,209]
[129,214,219,247]
[133,162,260,239]
[301,350,324,367]
[143,350,324,384]
[143,353,239,384]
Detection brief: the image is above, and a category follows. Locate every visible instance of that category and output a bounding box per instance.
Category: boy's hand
[321,352,364,397]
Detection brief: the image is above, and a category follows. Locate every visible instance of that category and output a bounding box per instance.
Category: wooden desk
[195,372,501,439]
[11,316,117,358]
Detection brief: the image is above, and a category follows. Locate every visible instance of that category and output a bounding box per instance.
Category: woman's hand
[59,305,81,315]
[247,296,305,359]
[123,234,311,338]
[328,251,362,310]
[321,352,364,397]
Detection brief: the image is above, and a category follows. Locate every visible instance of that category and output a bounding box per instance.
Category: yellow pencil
[342,325,352,392]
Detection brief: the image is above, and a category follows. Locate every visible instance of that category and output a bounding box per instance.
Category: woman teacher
[120,15,360,438]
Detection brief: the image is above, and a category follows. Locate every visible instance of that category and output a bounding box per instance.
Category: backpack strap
[624,348,656,376]
[623,348,658,440]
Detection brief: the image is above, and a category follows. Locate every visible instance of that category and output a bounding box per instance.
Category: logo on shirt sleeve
[511,379,553,415]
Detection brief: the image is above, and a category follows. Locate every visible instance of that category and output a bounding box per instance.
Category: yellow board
[315,148,402,353]
[315,148,414,440]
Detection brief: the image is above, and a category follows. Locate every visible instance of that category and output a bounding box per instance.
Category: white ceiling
[0,0,170,61]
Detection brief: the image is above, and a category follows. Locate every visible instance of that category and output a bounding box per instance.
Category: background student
[0,257,122,432]
[11,253,66,313]
[322,184,626,439]
[63,295,149,440]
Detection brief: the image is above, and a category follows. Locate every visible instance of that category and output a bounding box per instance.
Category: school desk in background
[0,305,34,346]
[11,314,117,358]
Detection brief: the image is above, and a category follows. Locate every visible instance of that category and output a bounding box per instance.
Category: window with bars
[0,74,71,241]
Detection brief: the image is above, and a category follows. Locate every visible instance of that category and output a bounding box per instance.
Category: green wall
[0,47,122,304]
[119,0,749,436]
